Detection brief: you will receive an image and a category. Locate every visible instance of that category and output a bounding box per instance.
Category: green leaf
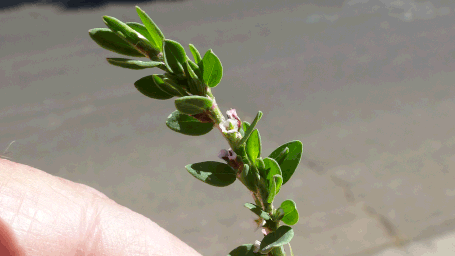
[263,158,282,203]
[275,175,283,194]
[263,157,282,178]
[163,39,186,74]
[88,28,145,57]
[239,112,263,146]
[201,49,223,87]
[268,140,303,185]
[227,244,256,256]
[175,96,213,115]
[103,16,159,59]
[189,43,202,64]
[240,164,257,192]
[188,59,202,78]
[106,58,164,70]
[244,203,270,220]
[185,60,199,80]
[274,147,289,166]
[134,75,173,100]
[268,180,277,204]
[279,199,299,225]
[183,61,204,95]
[185,161,236,187]
[136,6,165,51]
[166,110,213,136]
[157,76,189,97]
[240,121,251,137]
[259,226,294,253]
[103,16,139,41]
[126,22,154,46]
[246,129,261,165]
[256,157,265,170]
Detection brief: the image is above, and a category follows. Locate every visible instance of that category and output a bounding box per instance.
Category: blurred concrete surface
[1,0,455,255]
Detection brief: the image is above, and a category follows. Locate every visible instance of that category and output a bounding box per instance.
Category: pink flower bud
[218,148,237,162]
[226,108,241,128]
[218,149,229,160]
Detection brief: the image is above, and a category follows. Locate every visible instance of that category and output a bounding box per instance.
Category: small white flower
[220,119,239,134]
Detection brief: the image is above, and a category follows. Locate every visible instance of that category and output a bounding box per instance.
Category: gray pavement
[1,0,455,255]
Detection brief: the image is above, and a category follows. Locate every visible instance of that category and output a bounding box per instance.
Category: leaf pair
[227,226,294,255]
[244,199,299,226]
[262,157,283,203]
[277,199,299,226]
[164,40,223,89]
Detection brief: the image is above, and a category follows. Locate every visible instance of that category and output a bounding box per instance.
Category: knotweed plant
[89,6,302,256]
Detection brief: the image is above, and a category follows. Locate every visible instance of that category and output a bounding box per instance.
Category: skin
[0,159,202,256]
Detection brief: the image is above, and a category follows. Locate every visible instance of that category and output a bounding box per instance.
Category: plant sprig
[88,6,303,256]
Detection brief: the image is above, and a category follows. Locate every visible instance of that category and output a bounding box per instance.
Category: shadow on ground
[0,0,349,11]
[0,0,185,10]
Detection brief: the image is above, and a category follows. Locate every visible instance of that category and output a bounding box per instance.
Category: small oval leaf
[163,39,186,74]
[280,199,299,225]
[201,49,223,87]
[175,96,213,115]
[227,244,255,256]
[107,58,164,70]
[259,226,294,253]
[185,161,236,187]
[268,140,303,185]
[89,28,144,57]
[166,110,213,136]
[134,75,173,100]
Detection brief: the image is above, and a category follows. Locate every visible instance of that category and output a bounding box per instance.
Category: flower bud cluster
[219,109,242,144]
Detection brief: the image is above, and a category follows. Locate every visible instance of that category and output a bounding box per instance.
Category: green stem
[207,91,285,256]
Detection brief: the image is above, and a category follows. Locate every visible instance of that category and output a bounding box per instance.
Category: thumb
[0,159,201,256]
